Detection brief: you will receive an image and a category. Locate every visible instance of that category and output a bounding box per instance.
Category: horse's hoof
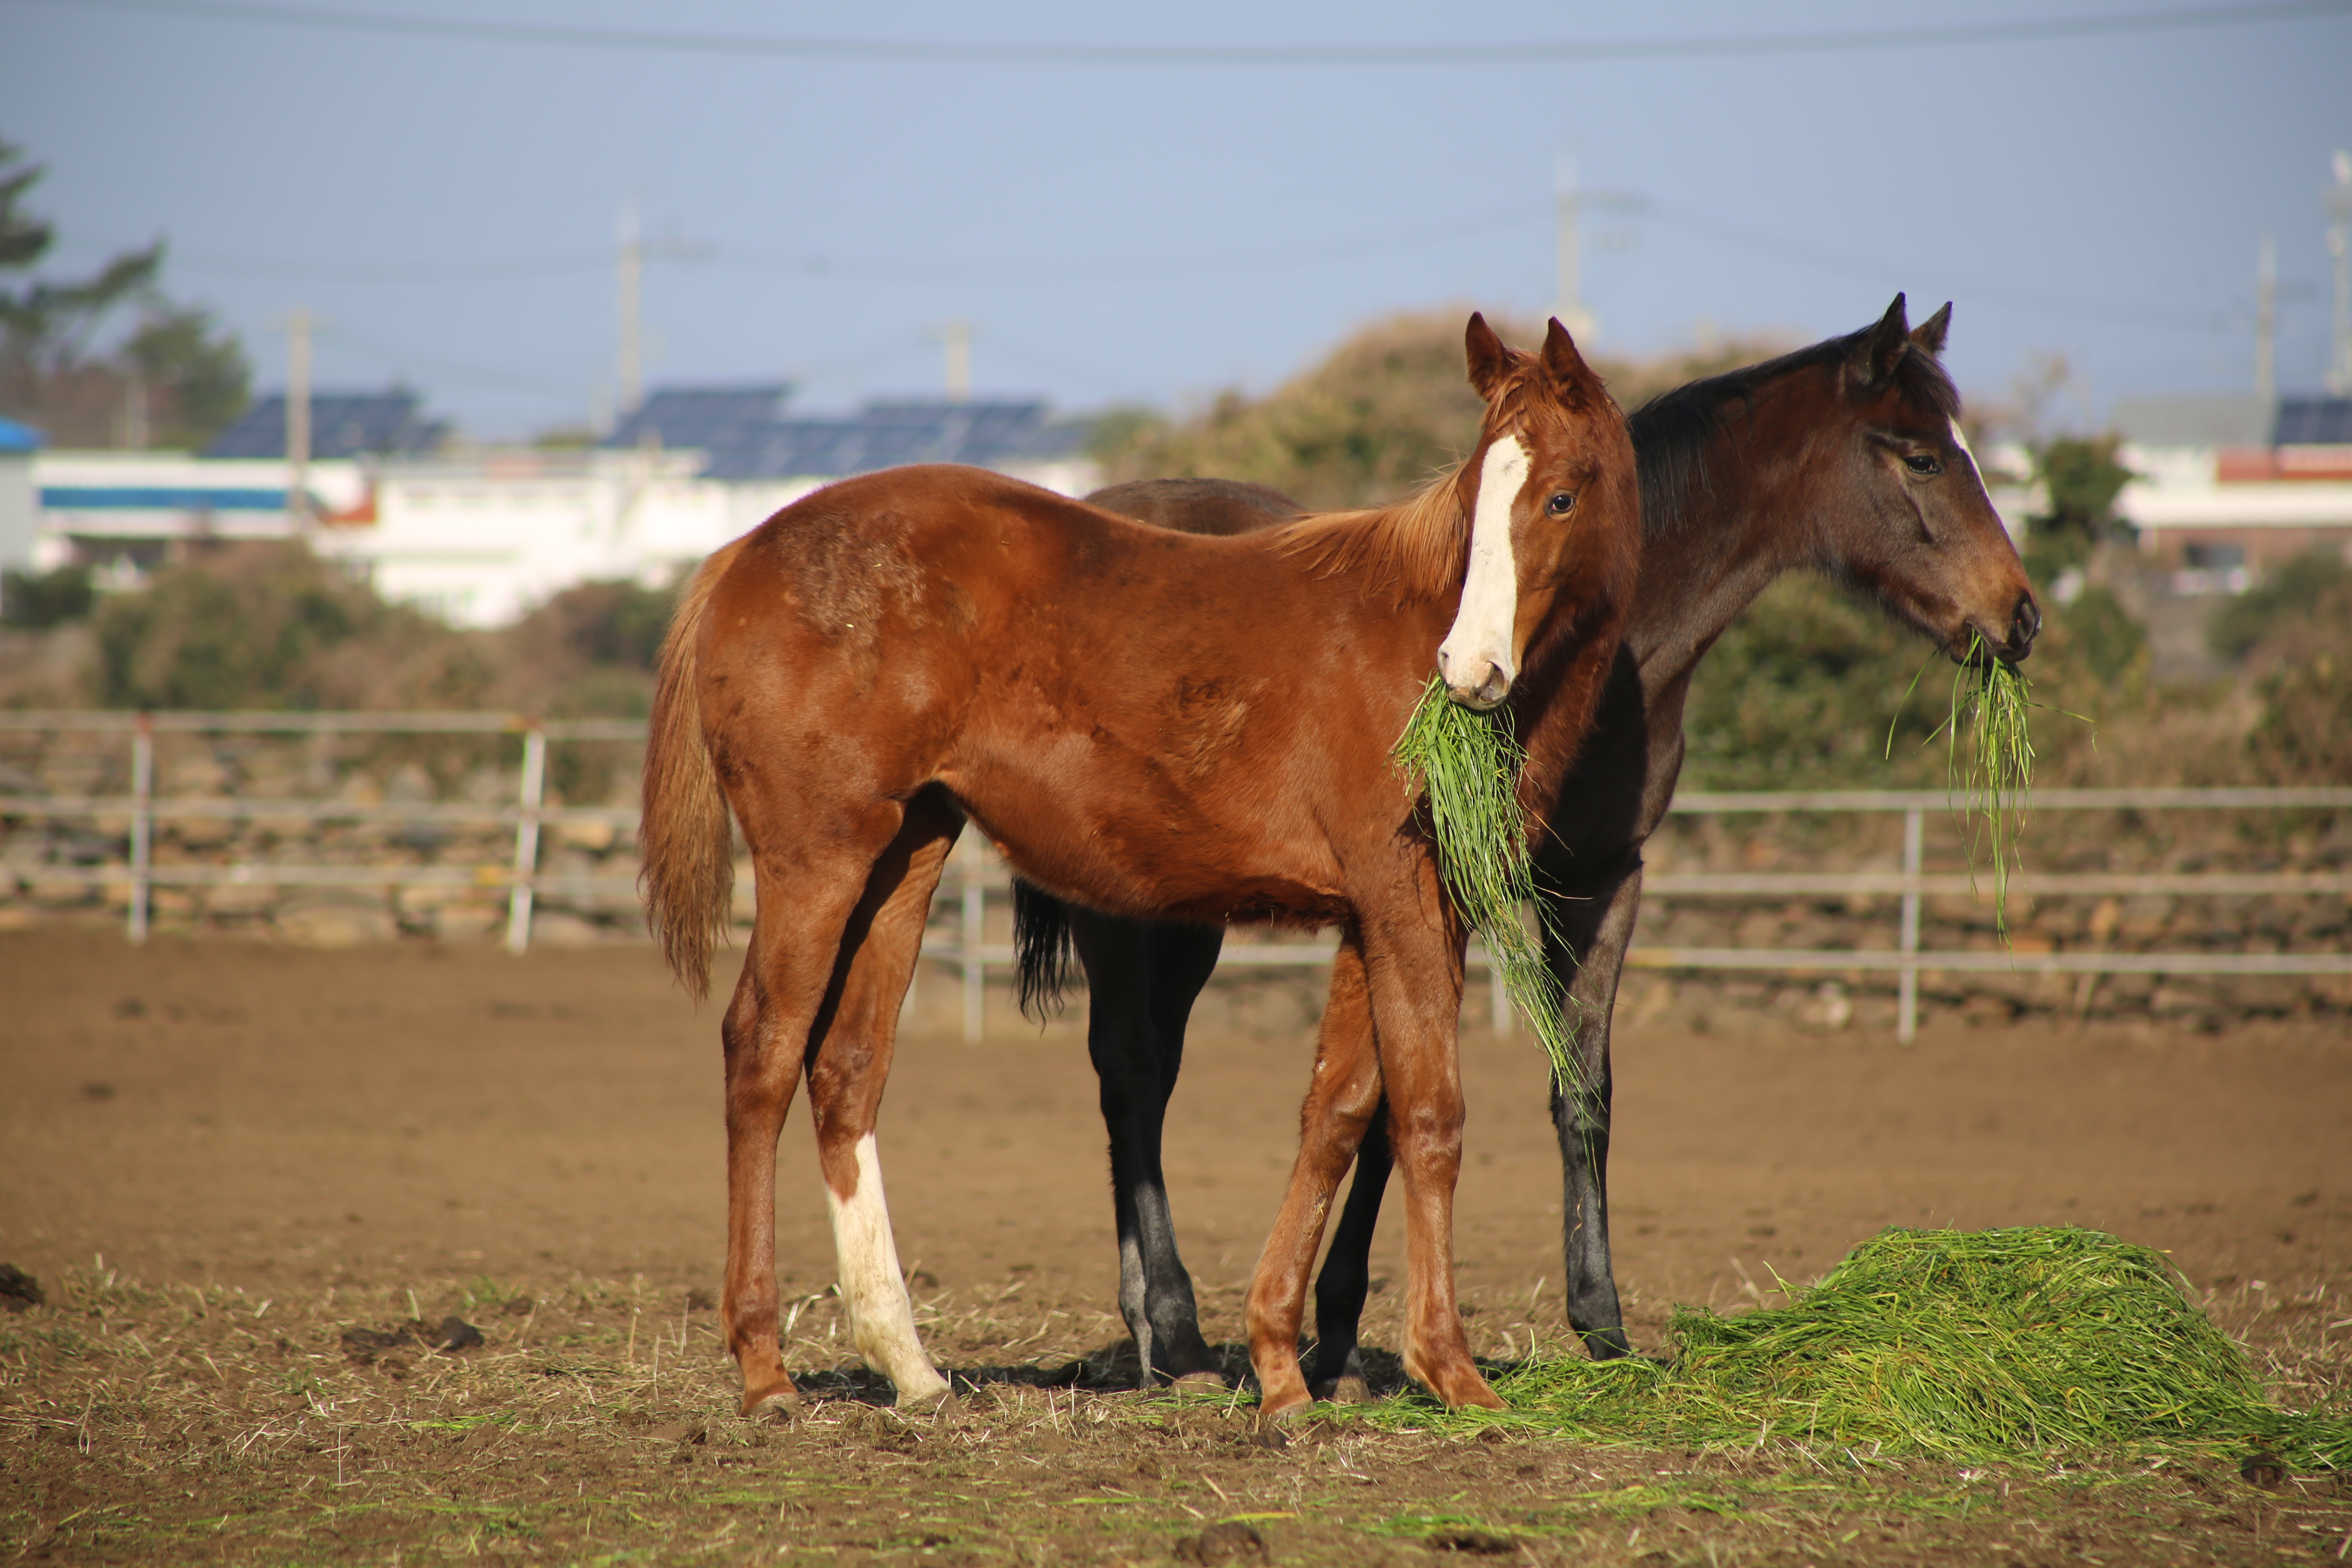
[739,1381,802,1422]
[1447,1381,1508,1412]
[1170,1370,1226,1392]
[1328,1374,1371,1406]
[897,1383,958,1418]
[1252,1416,1292,1450]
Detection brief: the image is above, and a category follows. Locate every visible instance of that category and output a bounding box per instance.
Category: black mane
[1627,325,1962,540]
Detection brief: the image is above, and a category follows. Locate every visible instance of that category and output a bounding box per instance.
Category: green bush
[2208,548,2352,662]
[2243,571,2352,785]
[88,542,473,710]
[1680,576,1942,792]
[1,563,93,630]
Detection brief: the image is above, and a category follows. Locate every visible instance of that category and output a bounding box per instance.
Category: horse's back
[1085,477,1302,537]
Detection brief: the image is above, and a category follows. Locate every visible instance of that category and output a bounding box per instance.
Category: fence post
[126,713,154,946]
[505,725,547,956]
[960,835,985,1043]
[1897,804,1923,1043]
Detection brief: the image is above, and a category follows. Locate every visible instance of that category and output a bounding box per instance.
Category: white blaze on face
[1437,434,1531,706]
[1949,417,2011,538]
[824,1132,951,1405]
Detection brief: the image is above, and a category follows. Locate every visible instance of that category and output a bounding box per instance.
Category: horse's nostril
[2011,593,2042,652]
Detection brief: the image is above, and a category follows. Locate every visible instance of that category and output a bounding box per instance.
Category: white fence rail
[3,712,2348,1043]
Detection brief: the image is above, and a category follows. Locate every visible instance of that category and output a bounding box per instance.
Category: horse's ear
[1911,302,1952,356]
[1848,293,1912,391]
[1465,312,1513,398]
[1539,316,1598,396]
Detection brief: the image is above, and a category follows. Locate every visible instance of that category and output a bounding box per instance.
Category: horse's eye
[1905,454,1941,477]
[1546,491,1576,515]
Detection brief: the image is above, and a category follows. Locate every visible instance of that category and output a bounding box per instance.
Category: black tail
[1012,878,1079,1025]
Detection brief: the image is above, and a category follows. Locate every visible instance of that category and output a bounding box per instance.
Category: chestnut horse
[640,316,1641,1421]
[1016,294,2043,1392]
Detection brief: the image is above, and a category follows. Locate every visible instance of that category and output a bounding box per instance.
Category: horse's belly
[941,762,1345,926]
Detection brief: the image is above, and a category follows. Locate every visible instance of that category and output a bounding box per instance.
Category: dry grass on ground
[5,1260,2350,1566]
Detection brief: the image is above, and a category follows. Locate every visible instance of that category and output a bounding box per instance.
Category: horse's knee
[1392,1088,1464,1151]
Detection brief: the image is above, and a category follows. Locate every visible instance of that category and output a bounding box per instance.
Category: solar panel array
[597,384,1091,481]
[604,385,792,453]
[701,398,1091,481]
[2274,396,2352,447]
[205,392,449,460]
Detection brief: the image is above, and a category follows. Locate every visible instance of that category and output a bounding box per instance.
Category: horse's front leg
[1360,909,1502,1412]
[1243,933,1384,1421]
[1543,858,1641,1360]
[1071,909,1225,1386]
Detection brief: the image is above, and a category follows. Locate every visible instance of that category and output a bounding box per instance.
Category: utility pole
[2327,150,2352,396]
[286,305,312,532]
[2256,230,2277,407]
[1552,149,1596,341]
[119,370,148,451]
[616,196,643,424]
[938,318,972,402]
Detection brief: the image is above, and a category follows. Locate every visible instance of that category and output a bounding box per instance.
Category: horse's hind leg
[804,787,962,1409]
[1309,1098,1393,1402]
[1072,910,1225,1387]
[721,791,942,1419]
[720,872,875,1418]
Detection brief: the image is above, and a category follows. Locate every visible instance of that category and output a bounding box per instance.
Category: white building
[2114,394,2352,595]
[25,449,370,579]
[316,446,820,626]
[22,384,1102,628]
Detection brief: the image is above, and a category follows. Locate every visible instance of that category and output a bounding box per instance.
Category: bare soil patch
[2,927,2348,1564]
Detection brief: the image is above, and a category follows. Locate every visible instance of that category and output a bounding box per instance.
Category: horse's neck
[1625,437,1813,707]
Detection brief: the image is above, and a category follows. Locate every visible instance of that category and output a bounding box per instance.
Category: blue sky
[3,0,2346,439]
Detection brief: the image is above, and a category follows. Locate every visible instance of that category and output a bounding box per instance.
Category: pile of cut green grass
[1392,676,1580,1091]
[1371,1227,2351,1471]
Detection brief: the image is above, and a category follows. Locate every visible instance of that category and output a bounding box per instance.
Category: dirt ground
[3,925,2349,1565]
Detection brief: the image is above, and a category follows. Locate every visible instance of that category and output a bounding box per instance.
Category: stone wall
[3,724,2346,1031]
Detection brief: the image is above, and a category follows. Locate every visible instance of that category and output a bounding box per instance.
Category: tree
[2023,435,2132,579]
[0,140,249,449]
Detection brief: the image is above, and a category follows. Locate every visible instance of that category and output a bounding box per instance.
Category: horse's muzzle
[1953,592,2042,666]
[1443,659,1512,711]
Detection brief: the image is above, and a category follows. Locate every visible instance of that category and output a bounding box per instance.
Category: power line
[118,205,1545,293]
[1637,203,2238,334]
[26,0,2352,67]
[719,206,1542,285]
[166,247,609,283]
[142,197,2235,334]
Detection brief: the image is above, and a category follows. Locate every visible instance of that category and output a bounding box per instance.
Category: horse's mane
[1630,326,1961,540]
[1266,463,1470,604]
[1269,364,1575,601]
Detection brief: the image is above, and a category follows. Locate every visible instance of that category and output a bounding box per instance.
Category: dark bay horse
[1016,294,2043,1392]
[640,316,1642,1421]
